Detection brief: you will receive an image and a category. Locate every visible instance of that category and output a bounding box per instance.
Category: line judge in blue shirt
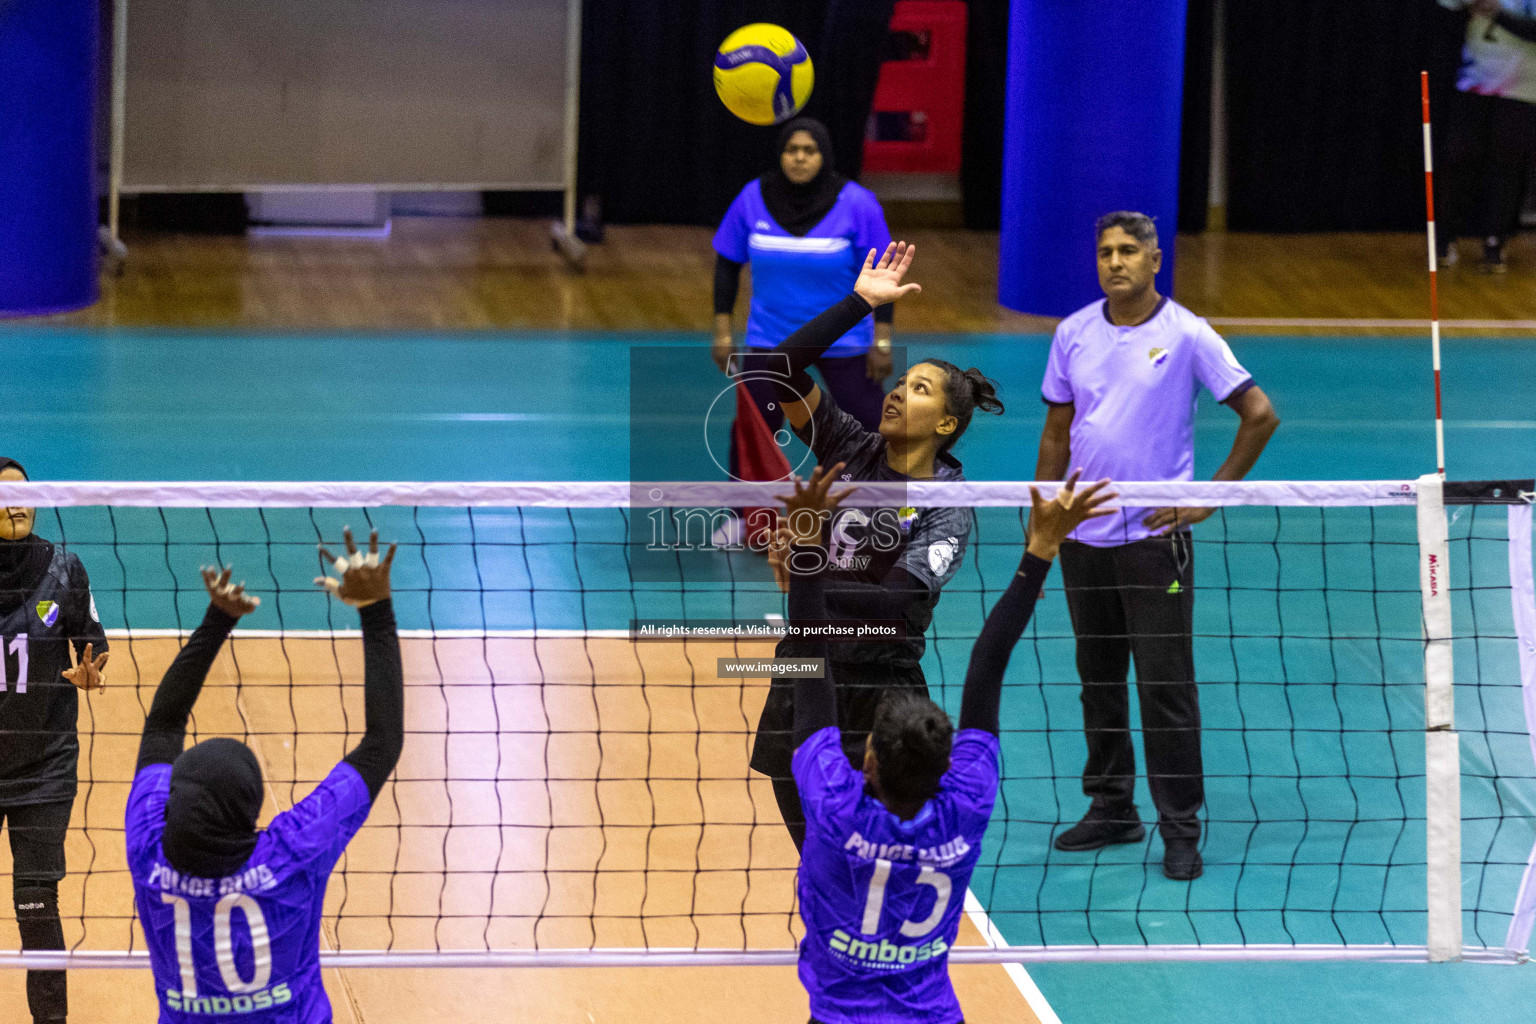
[1031,211,1280,882]
[713,118,896,453]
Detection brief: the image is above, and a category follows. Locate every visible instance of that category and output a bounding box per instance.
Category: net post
[1503,501,1536,954]
[1416,472,1462,961]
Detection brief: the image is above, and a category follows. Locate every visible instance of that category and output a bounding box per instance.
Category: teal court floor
[2,326,1535,1023]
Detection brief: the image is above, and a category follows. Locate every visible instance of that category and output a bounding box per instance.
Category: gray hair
[1094,211,1158,248]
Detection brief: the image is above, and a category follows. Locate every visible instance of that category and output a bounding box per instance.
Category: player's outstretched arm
[957,473,1115,736]
[317,528,403,801]
[778,464,857,748]
[772,242,921,429]
[136,566,261,771]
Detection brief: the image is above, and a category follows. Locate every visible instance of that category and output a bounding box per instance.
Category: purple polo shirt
[1041,297,1253,547]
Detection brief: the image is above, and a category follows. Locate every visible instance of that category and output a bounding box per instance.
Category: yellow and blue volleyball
[713,24,814,126]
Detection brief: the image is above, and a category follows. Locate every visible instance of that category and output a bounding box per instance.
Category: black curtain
[581,0,1017,227]
[806,0,898,182]
[1224,0,1467,231]
[577,0,1222,230]
[578,0,825,225]
[960,0,1008,229]
[1178,0,1215,232]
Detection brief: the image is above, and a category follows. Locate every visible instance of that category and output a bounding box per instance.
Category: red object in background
[862,0,968,175]
[732,382,789,550]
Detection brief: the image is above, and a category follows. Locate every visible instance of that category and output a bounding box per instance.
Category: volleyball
[713,23,814,126]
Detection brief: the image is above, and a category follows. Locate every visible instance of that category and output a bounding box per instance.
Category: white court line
[964,890,1063,1024]
[1207,316,1536,330]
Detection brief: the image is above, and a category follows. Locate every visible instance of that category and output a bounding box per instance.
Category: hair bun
[963,368,1005,415]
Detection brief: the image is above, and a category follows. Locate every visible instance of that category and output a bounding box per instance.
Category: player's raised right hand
[316,527,396,608]
[1026,470,1116,561]
[201,564,261,618]
[853,242,921,308]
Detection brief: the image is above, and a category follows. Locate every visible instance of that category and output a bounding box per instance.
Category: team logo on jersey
[927,538,957,576]
[1148,346,1169,366]
[897,506,918,532]
[828,930,949,967]
[35,601,59,627]
[88,593,99,623]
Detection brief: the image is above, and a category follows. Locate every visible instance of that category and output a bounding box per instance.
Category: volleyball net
[0,475,1532,968]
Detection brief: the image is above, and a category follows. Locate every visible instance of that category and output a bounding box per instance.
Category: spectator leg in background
[1436,88,1496,251]
[1478,94,1536,246]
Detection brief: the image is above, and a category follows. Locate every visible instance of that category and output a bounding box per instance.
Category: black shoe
[1163,839,1203,880]
[1482,238,1507,274]
[1054,807,1146,852]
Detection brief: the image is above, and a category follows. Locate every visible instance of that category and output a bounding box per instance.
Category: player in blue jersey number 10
[125,529,403,1023]
[779,464,1113,1024]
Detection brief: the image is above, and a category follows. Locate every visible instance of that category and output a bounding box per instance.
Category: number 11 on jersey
[3,633,27,692]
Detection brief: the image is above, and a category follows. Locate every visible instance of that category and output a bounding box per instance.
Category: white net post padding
[1416,474,1462,962]
[1503,501,1536,955]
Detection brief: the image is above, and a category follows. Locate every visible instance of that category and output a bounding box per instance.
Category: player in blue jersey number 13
[780,465,1113,1024]
[125,529,403,1023]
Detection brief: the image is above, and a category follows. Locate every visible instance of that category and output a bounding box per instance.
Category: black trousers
[808,0,899,182]
[1,799,72,1023]
[1059,536,1201,843]
[751,659,927,851]
[1437,90,1536,246]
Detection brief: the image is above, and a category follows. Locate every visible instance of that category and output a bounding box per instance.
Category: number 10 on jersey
[160,892,292,1012]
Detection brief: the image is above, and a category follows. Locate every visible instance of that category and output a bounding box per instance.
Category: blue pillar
[999,0,1187,317]
[0,0,100,317]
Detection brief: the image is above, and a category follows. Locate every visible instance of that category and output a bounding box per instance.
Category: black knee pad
[14,882,59,922]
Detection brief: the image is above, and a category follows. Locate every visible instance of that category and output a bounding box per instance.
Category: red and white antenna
[1421,70,1447,479]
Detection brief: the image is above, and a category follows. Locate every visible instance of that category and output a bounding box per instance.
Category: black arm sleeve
[136,605,238,770]
[788,545,838,749]
[1495,9,1536,42]
[873,302,894,325]
[714,255,744,316]
[957,553,1052,736]
[342,599,405,801]
[771,293,875,400]
[822,566,927,622]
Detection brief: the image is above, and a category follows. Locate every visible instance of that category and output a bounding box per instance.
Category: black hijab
[162,737,265,877]
[0,458,54,616]
[760,117,849,237]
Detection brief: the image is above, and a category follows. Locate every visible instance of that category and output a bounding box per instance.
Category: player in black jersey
[0,459,109,1024]
[750,244,1006,849]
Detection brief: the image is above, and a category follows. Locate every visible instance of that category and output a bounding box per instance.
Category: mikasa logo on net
[1426,552,1440,598]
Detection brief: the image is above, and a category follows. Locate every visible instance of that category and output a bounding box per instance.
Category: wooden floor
[0,636,1042,1023]
[28,216,1536,333]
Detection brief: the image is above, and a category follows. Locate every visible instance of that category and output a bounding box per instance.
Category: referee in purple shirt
[1031,212,1280,881]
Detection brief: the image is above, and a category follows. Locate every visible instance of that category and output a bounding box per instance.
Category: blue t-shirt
[126,761,373,1023]
[792,725,1000,1024]
[713,179,892,357]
